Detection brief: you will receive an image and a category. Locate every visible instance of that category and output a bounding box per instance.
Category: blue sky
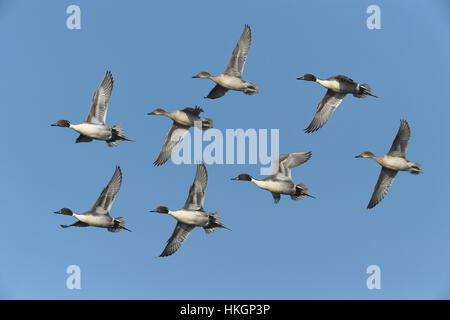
[1,0,450,299]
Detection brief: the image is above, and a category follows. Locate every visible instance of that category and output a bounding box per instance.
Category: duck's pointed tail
[243,82,259,95]
[108,217,132,232]
[291,184,315,201]
[408,162,423,175]
[203,211,231,234]
[200,118,213,130]
[353,84,378,98]
[107,123,134,147]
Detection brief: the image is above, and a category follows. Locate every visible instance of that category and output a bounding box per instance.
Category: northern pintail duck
[192,24,258,99]
[148,106,213,166]
[232,152,314,203]
[355,120,422,209]
[54,166,132,232]
[150,163,229,257]
[51,71,133,146]
[297,74,378,133]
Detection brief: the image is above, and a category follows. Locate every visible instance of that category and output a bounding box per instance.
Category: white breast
[170,111,196,127]
[216,74,245,90]
[170,210,209,227]
[316,79,341,91]
[70,123,111,140]
[253,179,294,194]
[74,214,113,227]
[380,155,410,171]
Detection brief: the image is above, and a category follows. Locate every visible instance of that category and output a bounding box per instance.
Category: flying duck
[150,163,229,257]
[192,24,258,99]
[148,106,213,166]
[51,71,133,146]
[54,166,132,232]
[232,152,314,203]
[355,120,422,209]
[297,74,377,133]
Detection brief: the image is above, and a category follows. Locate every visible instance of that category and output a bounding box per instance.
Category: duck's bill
[50,123,58,126]
[296,76,305,80]
[147,112,155,115]
[192,75,200,78]
[355,155,362,158]
[54,210,61,214]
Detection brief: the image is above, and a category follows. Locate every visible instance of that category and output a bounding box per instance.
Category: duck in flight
[148,106,213,166]
[192,24,258,99]
[54,166,132,232]
[232,152,314,203]
[150,163,229,257]
[297,74,377,133]
[355,120,422,209]
[51,71,133,147]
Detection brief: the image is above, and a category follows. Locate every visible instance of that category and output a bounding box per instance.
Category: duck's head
[231,174,252,181]
[150,206,169,214]
[297,74,317,82]
[355,151,375,159]
[192,72,212,79]
[147,108,167,116]
[51,120,70,127]
[54,208,73,215]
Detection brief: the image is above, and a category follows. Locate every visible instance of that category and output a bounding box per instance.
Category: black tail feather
[203,212,231,234]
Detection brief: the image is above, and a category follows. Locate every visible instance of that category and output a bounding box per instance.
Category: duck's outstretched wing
[205,84,229,99]
[183,163,208,211]
[305,90,346,133]
[182,106,203,117]
[75,134,93,143]
[153,123,190,166]
[86,71,114,125]
[272,152,312,178]
[160,222,195,257]
[90,166,122,214]
[271,192,281,204]
[224,24,251,78]
[60,221,89,228]
[387,120,410,158]
[333,75,356,85]
[367,167,398,209]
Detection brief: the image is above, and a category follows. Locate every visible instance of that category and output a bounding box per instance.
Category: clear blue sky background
[1,0,450,299]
